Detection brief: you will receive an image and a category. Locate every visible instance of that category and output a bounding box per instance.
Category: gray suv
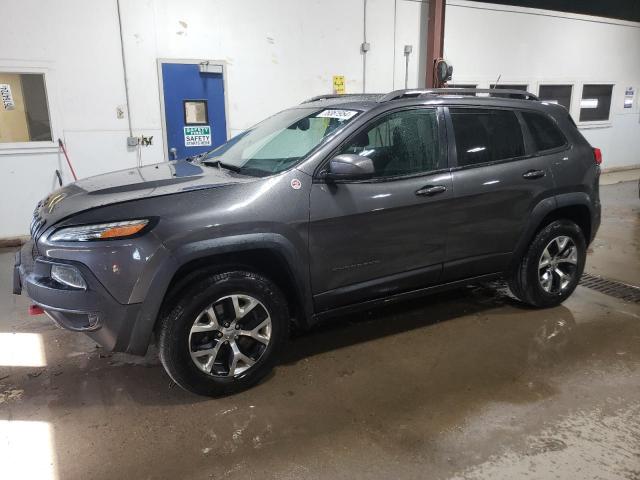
[14,88,601,396]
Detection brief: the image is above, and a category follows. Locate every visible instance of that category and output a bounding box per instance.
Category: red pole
[58,138,78,181]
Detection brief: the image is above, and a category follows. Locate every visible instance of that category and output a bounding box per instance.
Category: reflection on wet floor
[1,181,639,480]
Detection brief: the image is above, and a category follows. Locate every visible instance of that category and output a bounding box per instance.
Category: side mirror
[325,154,375,181]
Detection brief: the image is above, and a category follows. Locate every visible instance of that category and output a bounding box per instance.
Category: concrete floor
[1,181,639,480]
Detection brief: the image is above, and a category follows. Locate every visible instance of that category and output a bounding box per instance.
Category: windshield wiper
[185,152,208,162]
[200,158,242,173]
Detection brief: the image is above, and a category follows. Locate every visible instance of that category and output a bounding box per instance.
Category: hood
[31,160,253,237]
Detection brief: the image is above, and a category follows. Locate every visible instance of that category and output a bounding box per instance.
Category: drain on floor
[580,273,640,303]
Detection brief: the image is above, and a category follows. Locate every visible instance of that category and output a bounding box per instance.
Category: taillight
[593,147,602,165]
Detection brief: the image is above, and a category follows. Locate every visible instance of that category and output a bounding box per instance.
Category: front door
[160,61,227,160]
[309,107,451,312]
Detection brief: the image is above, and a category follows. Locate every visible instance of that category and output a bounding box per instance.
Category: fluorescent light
[0,333,46,367]
[581,98,598,109]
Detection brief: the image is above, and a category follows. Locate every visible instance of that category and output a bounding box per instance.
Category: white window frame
[537,82,574,112]
[0,63,60,154]
[576,82,615,129]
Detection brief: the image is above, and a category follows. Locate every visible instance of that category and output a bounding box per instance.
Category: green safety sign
[184,125,212,147]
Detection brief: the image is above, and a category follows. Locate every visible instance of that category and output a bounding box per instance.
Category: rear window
[522,111,566,152]
[450,108,524,167]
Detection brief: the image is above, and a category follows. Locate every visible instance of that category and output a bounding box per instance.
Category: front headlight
[50,219,149,242]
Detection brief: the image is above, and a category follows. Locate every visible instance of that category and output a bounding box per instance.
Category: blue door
[161,62,227,160]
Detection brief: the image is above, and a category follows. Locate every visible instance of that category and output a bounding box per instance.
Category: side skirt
[310,272,503,324]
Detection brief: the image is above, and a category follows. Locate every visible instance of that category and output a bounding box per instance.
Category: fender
[123,233,312,355]
[555,191,596,213]
[511,192,596,271]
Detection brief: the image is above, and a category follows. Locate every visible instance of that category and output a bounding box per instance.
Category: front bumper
[14,240,142,352]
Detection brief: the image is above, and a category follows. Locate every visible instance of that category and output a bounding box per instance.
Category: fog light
[51,264,87,290]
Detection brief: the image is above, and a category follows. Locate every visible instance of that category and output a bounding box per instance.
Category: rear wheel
[157,270,289,396]
[509,219,586,308]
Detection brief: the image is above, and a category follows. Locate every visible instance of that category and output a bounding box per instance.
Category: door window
[449,108,524,167]
[340,108,440,178]
[521,111,566,152]
[184,100,208,125]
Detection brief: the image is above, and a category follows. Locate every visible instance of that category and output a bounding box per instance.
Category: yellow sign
[333,75,345,95]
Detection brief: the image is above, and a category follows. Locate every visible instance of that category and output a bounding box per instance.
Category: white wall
[444,0,640,170]
[0,0,424,237]
[2,0,639,238]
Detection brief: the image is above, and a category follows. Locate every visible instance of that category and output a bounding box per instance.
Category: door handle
[169,147,177,160]
[522,169,545,179]
[416,185,447,196]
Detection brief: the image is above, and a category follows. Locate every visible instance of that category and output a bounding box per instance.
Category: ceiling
[466,0,640,22]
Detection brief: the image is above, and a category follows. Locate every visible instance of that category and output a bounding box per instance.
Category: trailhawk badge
[290,178,302,190]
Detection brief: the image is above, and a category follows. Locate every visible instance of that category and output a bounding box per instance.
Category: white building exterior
[0,0,638,238]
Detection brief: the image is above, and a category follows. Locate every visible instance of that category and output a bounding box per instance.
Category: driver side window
[340,108,440,178]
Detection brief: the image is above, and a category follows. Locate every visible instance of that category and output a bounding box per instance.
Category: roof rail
[301,93,377,104]
[378,88,539,102]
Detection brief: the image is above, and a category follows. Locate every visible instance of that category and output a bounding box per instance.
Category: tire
[157,270,289,396]
[508,219,586,308]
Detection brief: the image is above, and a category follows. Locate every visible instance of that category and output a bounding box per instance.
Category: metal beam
[425,0,446,88]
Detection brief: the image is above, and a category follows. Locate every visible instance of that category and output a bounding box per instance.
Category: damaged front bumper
[13,239,142,351]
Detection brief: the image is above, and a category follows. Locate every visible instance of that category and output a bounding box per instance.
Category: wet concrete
[586,179,640,285]
[1,181,639,480]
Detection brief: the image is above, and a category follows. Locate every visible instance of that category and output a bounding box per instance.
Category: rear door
[309,106,452,311]
[443,106,556,281]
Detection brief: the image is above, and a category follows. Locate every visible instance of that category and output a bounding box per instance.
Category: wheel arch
[124,234,312,355]
[512,193,594,272]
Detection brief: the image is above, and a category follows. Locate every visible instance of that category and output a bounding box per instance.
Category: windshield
[200,107,360,176]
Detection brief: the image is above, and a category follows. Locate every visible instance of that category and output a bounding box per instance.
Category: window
[0,73,52,143]
[450,108,524,166]
[488,84,529,99]
[522,111,566,152]
[579,84,613,122]
[490,84,528,91]
[340,108,440,178]
[184,100,208,125]
[203,107,360,176]
[538,85,572,110]
[447,84,477,96]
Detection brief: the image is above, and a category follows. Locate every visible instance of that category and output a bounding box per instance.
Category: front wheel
[157,270,289,396]
[509,219,586,308]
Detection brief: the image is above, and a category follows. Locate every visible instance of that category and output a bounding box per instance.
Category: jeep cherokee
[14,88,601,396]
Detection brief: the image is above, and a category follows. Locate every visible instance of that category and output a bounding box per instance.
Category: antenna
[492,74,501,89]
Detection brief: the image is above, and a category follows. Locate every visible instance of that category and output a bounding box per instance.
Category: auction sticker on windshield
[184,126,212,147]
[316,109,358,120]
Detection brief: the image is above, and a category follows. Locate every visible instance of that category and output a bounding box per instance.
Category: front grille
[29,205,45,239]
[580,273,640,303]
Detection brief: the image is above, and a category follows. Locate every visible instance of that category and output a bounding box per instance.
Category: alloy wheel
[188,294,272,377]
[538,235,579,294]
